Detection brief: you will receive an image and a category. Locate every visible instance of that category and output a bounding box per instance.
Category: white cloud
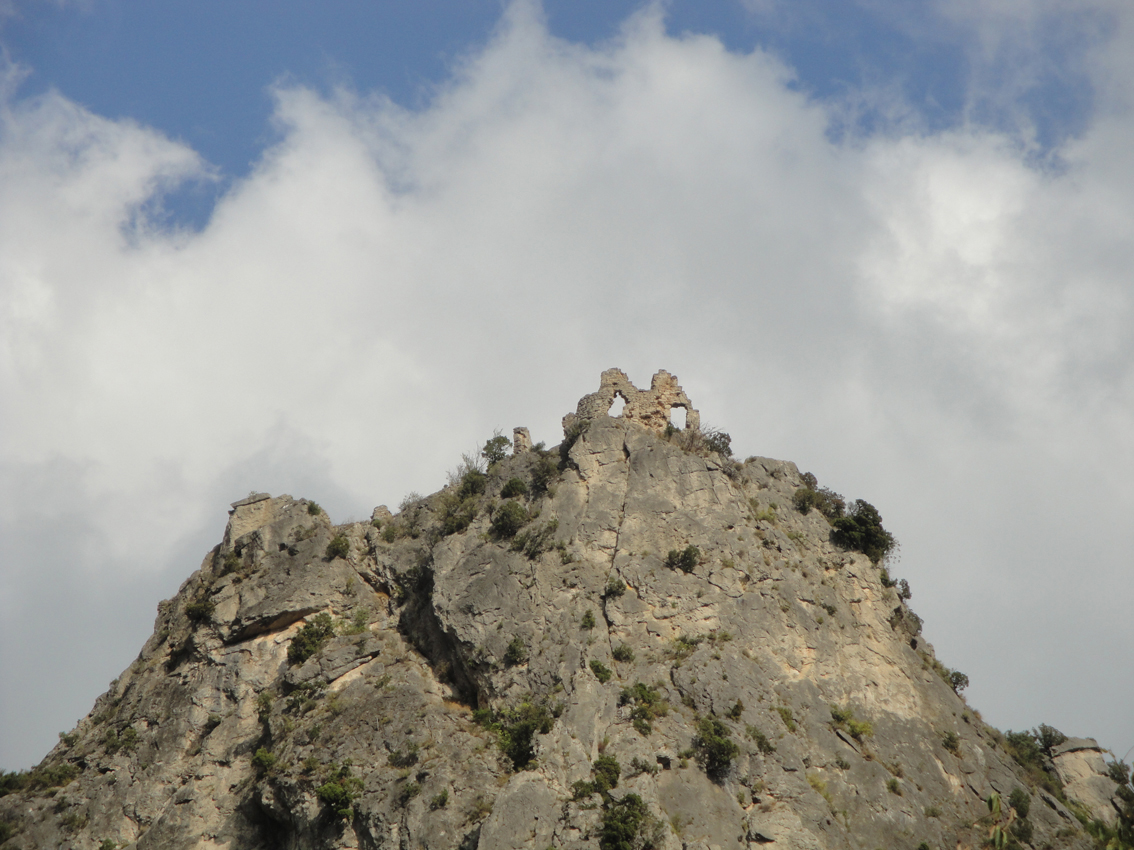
[3,2,1134,767]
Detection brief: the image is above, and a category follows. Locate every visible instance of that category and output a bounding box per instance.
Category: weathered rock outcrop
[0,372,1113,850]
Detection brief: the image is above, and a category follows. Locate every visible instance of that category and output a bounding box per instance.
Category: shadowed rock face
[0,393,1104,850]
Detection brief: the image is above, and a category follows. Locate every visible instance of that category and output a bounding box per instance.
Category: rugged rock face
[0,373,1118,850]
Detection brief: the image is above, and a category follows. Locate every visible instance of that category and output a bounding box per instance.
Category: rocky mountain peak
[0,370,1127,850]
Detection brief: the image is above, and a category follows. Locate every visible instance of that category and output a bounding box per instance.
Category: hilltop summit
[0,370,1125,850]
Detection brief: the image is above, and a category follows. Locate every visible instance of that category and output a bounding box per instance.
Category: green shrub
[218,550,242,575]
[599,793,663,850]
[629,756,659,776]
[490,501,529,539]
[530,454,558,495]
[949,670,969,694]
[288,612,335,665]
[693,715,739,780]
[430,789,449,810]
[792,477,845,520]
[255,691,274,722]
[185,597,215,623]
[611,643,635,663]
[604,577,627,598]
[667,633,703,662]
[482,434,511,466]
[726,700,744,720]
[500,477,528,499]
[664,546,700,573]
[388,742,419,768]
[457,468,487,499]
[581,609,597,630]
[1009,787,1031,819]
[590,660,613,683]
[251,747,277,773]
[887,777,902,795]
[560,419,590,465]
[511,519,558,559]
[942,731,960,754]
[316,764,364,820]
[325,534,350,560]
[830,704,872,740]
[745,725,776,754]
[307,501,322,516]
[619,683,668,736]
[504,637,528,666]
[775,706,797,732]
[0,822,13,843]
[476,700,555,770]
[831,500,895,563]
[439,491,479,536]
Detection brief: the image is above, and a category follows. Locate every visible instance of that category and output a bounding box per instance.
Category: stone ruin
[561,368,700,437]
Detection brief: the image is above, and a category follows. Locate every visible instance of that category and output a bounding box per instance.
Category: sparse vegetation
[251,747,277,773]
[693,715,739,780]
[942,731,960,754]
[430,789,449,810]
[604,577,626,598]
[619,682,668,736]
[829,705,873,741]
[474,699,555,771]
[831,499,896,564]
[504,636,528,666]
[775,706,797,733]
[500,477,528,499]
[664,545,700,573]
[489,500,529,539]
[185,597,215,623]
[726,699,744,720]
[288,612,336,665]
[512,519,558,559]
[325,534,350,560]
[581,610,596,630]
[793,474,845,520]
[482,433,511,466]
[611,643,635,662]
[746,725,775,754]
[316,763,364,820]
[590,660,613,683]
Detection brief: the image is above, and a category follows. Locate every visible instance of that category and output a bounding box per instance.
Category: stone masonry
[563,368,700,436]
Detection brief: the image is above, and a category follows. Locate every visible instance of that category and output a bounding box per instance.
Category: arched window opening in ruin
[608,393,626,418]
[669,405,687,430]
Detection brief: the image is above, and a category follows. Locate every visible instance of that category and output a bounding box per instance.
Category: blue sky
[1,0,1132,774]
[3,1,1099,223]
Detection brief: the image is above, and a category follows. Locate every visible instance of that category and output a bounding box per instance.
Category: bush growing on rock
[590,660,613,683]
[581,610,596,630]
[693,715,739,780]
[792,475,845,520]
[599,793,664,850]
[664,545,700,573]
[288,613,336,665]
[619,683,668,736]
[482,434,510,466]
[316,764,363,820]
[503,636,527,666]
[325,534,350,561]
[185,597,215,623]
[831,499,896,563]
[489,501,528,539]
[611,643,634,662]
[500,477,528,499]
[476,700,555,771]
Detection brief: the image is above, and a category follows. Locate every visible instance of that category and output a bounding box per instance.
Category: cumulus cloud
[3,2,1134,767]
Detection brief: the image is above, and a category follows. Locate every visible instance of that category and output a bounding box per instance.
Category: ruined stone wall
[563,368,700,436]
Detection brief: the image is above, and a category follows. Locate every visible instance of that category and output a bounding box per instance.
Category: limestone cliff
[0,372,1123,850]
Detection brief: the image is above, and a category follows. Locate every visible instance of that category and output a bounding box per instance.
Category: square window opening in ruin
[669,405,687,430]
[608,393,626,418]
